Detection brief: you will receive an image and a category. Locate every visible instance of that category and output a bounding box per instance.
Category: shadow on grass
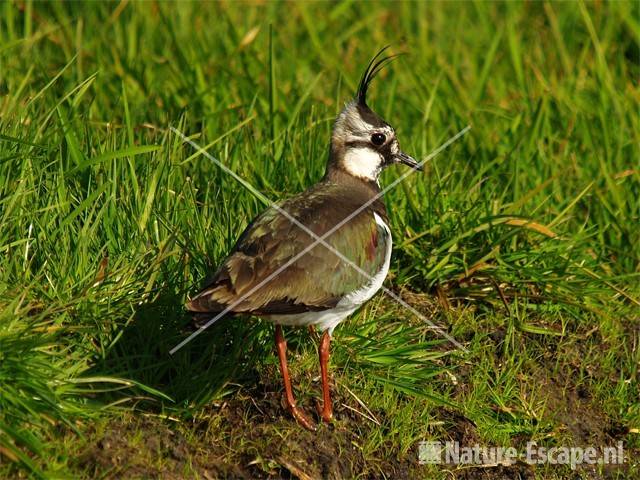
[91,290,275,414]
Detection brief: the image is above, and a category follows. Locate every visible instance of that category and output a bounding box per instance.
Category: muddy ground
[73,362,635,480]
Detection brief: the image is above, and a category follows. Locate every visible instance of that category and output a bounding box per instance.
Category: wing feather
[186,183,389,315]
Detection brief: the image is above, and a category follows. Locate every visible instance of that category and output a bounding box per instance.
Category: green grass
[1,1,639,478]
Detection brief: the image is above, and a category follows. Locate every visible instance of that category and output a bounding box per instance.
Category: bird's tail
[190,311,229,330]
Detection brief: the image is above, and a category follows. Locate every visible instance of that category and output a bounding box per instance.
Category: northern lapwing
[186,48,421,430]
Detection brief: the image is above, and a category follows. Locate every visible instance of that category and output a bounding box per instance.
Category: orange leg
[275,325,316,430]
[317,330,334,422]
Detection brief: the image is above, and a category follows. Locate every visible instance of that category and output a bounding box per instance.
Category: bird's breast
[336,211,392,310]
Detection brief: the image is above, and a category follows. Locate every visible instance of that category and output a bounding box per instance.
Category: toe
[292,406,317,431]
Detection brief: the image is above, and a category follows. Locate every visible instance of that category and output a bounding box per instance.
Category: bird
[186,48,421,430]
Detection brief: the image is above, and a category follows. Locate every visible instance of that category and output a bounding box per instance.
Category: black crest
[357,46,402,107]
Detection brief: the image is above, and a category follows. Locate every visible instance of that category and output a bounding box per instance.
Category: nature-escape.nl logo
[419,441,625,470]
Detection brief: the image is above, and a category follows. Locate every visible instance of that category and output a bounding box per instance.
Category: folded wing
[186,185,389,316]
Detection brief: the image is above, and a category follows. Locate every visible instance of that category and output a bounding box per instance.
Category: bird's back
[186,174,390,317]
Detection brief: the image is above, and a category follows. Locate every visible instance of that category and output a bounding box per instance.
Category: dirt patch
[442,344,635,479]
[76,417,239,479]
[71,298,637,479]
[75,379,422,479]
[71,372,635,479]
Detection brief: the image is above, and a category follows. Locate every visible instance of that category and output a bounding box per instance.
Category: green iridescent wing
[186,183,389,315]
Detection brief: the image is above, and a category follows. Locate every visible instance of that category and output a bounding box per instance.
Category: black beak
[395,151,422,171]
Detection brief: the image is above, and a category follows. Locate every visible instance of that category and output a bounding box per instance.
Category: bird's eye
[371,133,386,146]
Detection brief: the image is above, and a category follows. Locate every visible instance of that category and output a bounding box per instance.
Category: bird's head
[327,48,420,183]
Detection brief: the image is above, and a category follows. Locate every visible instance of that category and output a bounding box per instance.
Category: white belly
[266,213,392,335]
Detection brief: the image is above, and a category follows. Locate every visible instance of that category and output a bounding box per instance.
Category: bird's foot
[289,405,317,431]
[315,399,334,424]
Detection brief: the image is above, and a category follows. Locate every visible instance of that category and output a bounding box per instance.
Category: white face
[342,147,384,181]
[341,124,397,181]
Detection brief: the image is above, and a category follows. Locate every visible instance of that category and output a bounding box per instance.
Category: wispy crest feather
[357,46,402,107]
